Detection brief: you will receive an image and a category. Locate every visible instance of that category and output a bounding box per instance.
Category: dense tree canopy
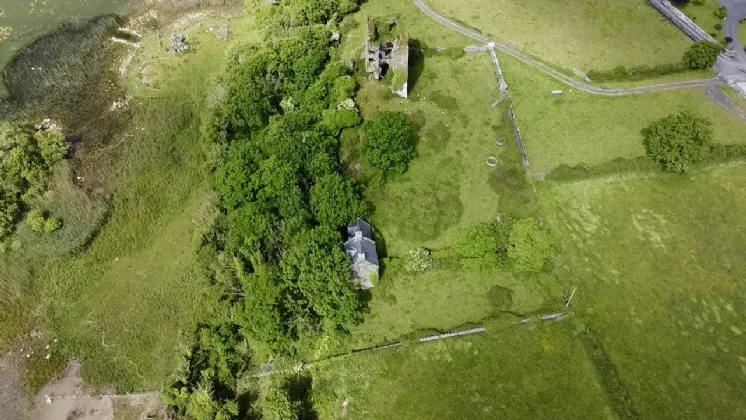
[684,41,721,70]
[507,218,553,273]
[361,111,415,174]
[642,111,712,173]
[281,227,363,335]
[169,1,367,418]
[310,173,362,227]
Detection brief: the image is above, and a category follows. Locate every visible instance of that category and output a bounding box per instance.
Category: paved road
[721,0,746,66]
[413,0,718,96]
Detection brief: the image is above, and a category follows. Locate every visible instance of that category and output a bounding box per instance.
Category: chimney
[357,253,366,262]
[354,231,363,240]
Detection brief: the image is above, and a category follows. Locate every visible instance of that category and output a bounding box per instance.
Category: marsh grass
[14,163,108,258]
[0,12,260,390]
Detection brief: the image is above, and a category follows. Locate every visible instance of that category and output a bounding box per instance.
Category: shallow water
[0,0,132,96]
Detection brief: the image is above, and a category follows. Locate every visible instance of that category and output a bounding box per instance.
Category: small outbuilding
[344,218,379,290]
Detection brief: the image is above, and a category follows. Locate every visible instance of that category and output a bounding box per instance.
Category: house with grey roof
[344,218,379,290]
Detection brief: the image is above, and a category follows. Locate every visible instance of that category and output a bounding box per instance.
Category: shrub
[546,157,657,181]
[453,220,513,271]
[26,209,62,233]
[44,217,62,233]
[508,218,553,273]
[587,62,686,82]
[0,122,68,239]
[27,210,47,233]
[715,6,728,20]
[404,248,432,273]
[321,108,361,135]
[642,111,712,173]
[684,41,721,70]
[361,111,415,175]
[726,36,734,43]
[715,23,722,31]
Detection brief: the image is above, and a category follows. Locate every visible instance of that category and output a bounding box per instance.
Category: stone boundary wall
[648,0,716,43]
[508,105,530,170]
[464,45,489,53]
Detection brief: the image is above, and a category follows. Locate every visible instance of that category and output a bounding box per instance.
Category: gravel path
[412,0,718,96]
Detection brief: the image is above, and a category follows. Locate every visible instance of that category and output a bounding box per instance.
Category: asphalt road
[721,0,746,66]
[412,0,718,96]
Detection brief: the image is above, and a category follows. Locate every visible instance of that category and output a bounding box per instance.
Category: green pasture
[500,54,746,173]
[540,165,746,419]
[354,49,530,256]
[426,0,691,72]
[310,322,615,420]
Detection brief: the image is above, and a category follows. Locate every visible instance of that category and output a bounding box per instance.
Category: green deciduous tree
[684,41,721,70]
[321,108,361,136]
[361,111,415,175]
[262,386,301,420]
[507,218,553,273]
[454,219,513,271]
[642,111,712,173]
[310,173,362,227]
[280,227,362,335]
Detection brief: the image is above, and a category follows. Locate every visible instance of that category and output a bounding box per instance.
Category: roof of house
[347,218,372,239]
[344,218,378,266]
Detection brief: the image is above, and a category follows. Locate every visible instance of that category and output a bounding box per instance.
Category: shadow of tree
[286,374,318,420]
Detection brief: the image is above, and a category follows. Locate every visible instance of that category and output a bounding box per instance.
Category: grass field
[10,13,261,391]
[681,0,726,42]
[425,0,691,72]
[331,0,556,353]
[344,0,532,256]
[540,165,746,419]
[501,54,746,173]
[309,321,615,420]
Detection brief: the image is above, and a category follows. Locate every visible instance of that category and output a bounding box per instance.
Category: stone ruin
[169,34,190,54]
[362,17,409,98]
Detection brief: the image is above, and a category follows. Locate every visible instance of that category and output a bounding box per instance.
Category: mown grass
[425,0,691,72]
[681,0,727,42]
[310,321,614,420]
[540,165,746,420]
[500,53,746,173]
[13,13,260,390]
